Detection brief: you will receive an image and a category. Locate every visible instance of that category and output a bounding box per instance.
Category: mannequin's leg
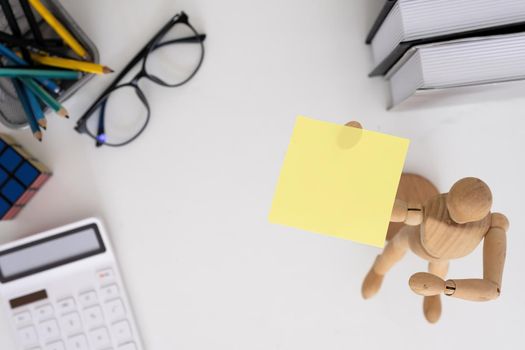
[423,260,449,323]
[362,226,410,299]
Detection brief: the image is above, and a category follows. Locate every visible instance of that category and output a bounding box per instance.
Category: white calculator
[0,218,144,350]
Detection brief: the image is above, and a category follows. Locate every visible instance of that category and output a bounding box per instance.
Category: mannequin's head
[447,177,492,224]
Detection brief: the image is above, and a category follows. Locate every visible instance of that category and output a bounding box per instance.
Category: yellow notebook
[269,116,410,247]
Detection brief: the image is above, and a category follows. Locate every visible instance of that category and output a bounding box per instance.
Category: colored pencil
[19,0,44,45]
[30,53,113,74]
[12,79,42,141]
[24,86,47,129]
[0,31,66,56]
[0,67,81,79]
[20,77,68,118]
[28,0,88,59]
[0,31,61,47]
[0,43,61,94]
[0,0,31,62]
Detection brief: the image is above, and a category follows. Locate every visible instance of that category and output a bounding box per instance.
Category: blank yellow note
[269,116,410,247]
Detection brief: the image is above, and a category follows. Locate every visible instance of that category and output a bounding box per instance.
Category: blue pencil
[24,86,47,129]
[0,42,60,94]
[11,79,42,141]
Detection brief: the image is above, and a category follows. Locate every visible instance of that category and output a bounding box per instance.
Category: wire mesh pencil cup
[0,0,98,129]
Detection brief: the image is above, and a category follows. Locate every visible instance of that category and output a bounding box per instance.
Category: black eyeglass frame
[75,12,206,147]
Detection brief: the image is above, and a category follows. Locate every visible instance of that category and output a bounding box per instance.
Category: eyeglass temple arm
[153,34,206,49]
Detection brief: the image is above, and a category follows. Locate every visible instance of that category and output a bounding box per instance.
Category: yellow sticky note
[269,116,410,247]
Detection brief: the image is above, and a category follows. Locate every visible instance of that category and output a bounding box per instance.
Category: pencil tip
[57,107,69,118]
[38,119,48,129]
[103,66,114,73]
[34,132,43,141]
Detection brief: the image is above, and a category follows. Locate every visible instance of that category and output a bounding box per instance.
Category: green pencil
[24,85,47,129]
[12,79,42,141]
[0,67,81,79]
[19,77,69,118]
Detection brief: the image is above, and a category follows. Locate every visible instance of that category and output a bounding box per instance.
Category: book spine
[365,0,398,44]
[369,21,525,77]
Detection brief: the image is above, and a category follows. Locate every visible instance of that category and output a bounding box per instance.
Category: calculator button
[60,312,83,334]
[13,311,32,327]
[56,297,76,314]
[112,320,132,344]
[17,326,38,348]
[67,334,89,350]
[101,284,119,300]
[37,319,60,343]
[89,327,111,349]
[34,304,54,321]
[45,341,65,350]
[83,305,104,329]
[78,290,98,308]
[97,268,115,284]
[118,342,137,350]
[104,298,126,321]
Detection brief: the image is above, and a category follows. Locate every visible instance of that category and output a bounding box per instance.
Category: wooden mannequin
[361,175,509,323]
[346,122,509,323]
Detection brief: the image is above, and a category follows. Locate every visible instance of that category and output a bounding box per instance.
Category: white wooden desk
[1,0,524,349]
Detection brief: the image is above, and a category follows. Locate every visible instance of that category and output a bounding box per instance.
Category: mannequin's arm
[344,121,423,227]
[391,199,423,226]
[409,213,509,301]
[444,213,508,301]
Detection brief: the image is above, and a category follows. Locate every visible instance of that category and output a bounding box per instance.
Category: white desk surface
[1,0,525,349]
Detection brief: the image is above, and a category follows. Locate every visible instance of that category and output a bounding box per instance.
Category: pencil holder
[0,133,51,220]
[0,0,99,129]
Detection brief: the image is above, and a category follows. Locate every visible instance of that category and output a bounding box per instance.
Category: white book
[387,32,525,108]
[370,0,525,68]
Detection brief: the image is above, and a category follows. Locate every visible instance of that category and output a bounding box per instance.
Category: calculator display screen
[0,224,105,283]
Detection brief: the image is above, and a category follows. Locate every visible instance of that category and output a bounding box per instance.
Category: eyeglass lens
[144,22,204,86]
[85,19,204,146]
[85,84,150,146]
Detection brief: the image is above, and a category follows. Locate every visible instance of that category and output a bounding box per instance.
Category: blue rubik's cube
[0,134,52,220]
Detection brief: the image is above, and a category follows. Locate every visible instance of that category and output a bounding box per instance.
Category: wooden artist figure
[361,175,509,323]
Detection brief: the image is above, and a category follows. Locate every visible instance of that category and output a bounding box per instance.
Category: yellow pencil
[30,53,113,74]
[28,0,88,59]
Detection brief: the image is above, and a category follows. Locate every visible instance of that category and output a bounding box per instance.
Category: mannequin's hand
[409,272,445,296]
[345,121,362,129]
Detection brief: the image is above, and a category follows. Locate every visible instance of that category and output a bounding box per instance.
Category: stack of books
[367,0,525,108]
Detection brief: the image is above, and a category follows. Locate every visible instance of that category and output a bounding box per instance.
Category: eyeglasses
[75,12,205,147]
